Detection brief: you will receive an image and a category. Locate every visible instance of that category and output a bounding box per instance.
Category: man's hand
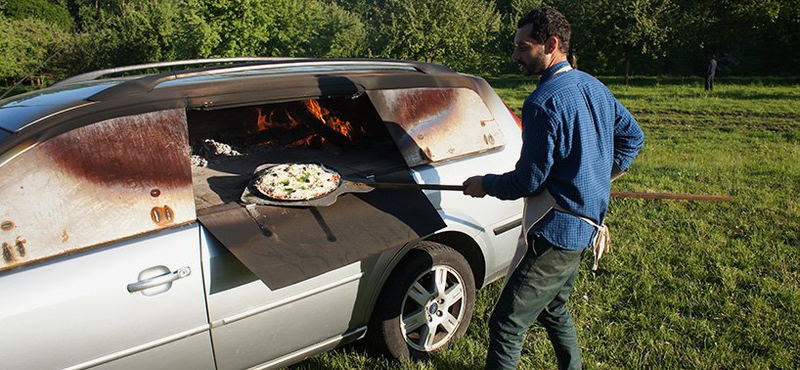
[463,176,487,198]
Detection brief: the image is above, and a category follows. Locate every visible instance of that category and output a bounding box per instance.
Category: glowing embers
[252,99,365,148]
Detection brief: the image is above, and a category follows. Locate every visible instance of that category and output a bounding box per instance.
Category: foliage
[66,0,127,29]
[193,0,366,58]
[560,0,676,79]
[2,0,800,85]
[77,0,211,68]
[3,0,74,31]
[705,0,800,72]
[498,0,547,23]
[0,15,69,83]
[363,0,503,73]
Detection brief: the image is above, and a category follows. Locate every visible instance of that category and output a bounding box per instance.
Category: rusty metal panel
[198,170,446,290]
[0,109,195,271]
[367,87,506,167]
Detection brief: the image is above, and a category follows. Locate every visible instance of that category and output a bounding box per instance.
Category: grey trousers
[485,236,585,370]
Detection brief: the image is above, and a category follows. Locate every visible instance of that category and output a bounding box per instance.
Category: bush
[194,0,367,58]
[3,0,73,31]
[0,15,69,83]
[365,0,502,73]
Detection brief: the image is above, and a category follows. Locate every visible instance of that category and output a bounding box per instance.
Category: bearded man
[463,7,645,370]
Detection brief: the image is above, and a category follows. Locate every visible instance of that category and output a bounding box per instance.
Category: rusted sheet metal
[0,109,195,271]
[367,87,506,167]
[199,181,446,290]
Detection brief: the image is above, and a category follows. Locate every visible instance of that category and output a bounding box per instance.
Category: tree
[79,0,213,67]
[193,0,366,58]
[0,15,69,84]
[568,0,676,82]
[363,0,502,73]
[497,0,547,21]
[708,0,800,74]
[3,0,74,31]
[66,0,127,30]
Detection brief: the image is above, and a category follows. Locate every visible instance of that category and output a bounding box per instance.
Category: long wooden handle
[356,182,466,191]
[354,181,732,201]
[611,191,733,201]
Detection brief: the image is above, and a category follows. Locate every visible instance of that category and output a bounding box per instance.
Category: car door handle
[127,266,191,293]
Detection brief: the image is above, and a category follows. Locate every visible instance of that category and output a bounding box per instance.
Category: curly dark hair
[518,7,571,54]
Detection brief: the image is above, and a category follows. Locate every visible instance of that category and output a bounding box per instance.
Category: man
[705,54,718,91]
[463,7,644,370]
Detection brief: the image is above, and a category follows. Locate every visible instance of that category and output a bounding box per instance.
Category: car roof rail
[85,58,456,102]
[52,57,294,87]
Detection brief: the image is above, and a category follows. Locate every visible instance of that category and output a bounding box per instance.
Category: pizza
[255,163,341,201]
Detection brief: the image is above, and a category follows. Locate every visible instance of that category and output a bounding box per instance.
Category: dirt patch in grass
[634,112,799,132]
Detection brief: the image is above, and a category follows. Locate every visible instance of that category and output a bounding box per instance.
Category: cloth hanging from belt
[505,189,610,283]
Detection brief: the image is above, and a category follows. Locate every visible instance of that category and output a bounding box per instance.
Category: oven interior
[187,94,408,211]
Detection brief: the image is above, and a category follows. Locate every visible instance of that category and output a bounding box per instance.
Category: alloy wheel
[399,265,466,352]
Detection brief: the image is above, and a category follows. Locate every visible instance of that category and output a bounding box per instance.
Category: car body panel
[0,225,211,370]
[200,227,365,370]
[366,87,506,166]
[0,109,195,272]
[0,82,114,133]
[0,58,524,370]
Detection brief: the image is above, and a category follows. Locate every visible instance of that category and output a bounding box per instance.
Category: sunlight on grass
[291,76,800,370]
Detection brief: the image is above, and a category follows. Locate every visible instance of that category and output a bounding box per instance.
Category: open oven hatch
[188,95,446,289]
[188,95,409,212]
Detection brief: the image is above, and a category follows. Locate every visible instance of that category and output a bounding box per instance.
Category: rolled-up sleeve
[612,99,645,171]
[483,102,555,200]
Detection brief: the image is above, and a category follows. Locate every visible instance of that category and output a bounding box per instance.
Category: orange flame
[255,106,296,132]
[255,107,267,132]
[253,99,361,147]
[303,99,357,140]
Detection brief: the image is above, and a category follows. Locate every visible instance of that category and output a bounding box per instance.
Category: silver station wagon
[0,58,524,370]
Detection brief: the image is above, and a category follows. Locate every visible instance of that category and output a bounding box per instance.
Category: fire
[252,99,362,148]
[303,99,357,140]
[255,107,293,132]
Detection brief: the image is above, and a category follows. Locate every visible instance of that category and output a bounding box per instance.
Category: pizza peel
[241,163,466,207]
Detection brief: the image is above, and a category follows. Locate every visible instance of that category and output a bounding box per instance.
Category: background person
[706,54,718,91]
[463,7,645,370]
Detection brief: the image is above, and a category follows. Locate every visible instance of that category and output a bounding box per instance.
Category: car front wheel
[370,241,476,359]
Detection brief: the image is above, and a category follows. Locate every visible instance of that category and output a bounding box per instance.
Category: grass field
[290,76,800,370]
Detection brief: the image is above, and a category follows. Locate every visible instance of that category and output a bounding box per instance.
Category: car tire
[369,241,476,360]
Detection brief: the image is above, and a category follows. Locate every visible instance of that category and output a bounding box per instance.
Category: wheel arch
[362,231,485,327]
[364,238,478,358]
[423,231,485,289]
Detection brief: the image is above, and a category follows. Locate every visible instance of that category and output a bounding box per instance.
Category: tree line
[1,0,798,87]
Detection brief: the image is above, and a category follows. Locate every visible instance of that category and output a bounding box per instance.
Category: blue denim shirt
[483,61,644,250]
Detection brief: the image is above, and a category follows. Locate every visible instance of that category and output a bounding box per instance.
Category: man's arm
[478,102,556,200]
[612,99,645,171]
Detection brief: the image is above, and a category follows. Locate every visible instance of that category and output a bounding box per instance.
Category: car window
[366,87,507,167]
[0,109,195,271]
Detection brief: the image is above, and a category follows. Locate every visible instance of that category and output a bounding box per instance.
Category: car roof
[0,58,456,135]
[0,81,116,133]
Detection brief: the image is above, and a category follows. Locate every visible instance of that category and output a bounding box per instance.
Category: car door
[199,226,368,370]
[0,226,213,370]
[0,109,214,370]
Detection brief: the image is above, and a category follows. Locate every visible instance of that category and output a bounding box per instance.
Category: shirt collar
[539,61,572,84]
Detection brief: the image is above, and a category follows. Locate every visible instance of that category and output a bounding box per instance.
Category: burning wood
[250,99,364,148]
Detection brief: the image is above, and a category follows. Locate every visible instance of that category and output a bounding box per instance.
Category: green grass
[297,76,800,369]
[290,77,800,369]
